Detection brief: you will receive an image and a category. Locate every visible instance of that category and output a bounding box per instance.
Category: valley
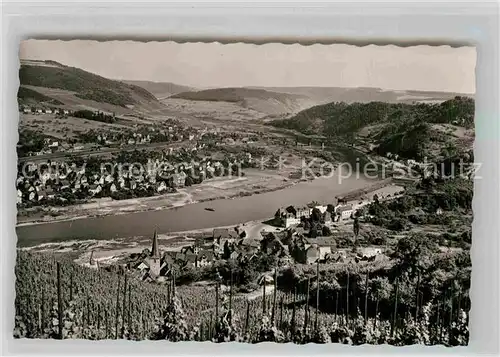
[14,52,473,345]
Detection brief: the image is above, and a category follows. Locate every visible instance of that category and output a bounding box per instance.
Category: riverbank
[17,169,300,227]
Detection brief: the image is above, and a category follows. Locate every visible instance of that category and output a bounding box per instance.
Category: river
[16,173,375,247]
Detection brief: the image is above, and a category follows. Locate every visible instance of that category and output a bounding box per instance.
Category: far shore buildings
[275,204,344,228]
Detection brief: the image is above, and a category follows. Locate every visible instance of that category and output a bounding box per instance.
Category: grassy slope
[122,80,194,99]
[17,86,64,106]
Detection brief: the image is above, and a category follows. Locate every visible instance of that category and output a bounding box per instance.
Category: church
[141,229,162,278]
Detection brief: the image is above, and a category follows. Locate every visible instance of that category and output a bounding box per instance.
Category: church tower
[149,229,161,277]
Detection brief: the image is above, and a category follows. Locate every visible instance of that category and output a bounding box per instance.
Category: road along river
[16,173,376,247]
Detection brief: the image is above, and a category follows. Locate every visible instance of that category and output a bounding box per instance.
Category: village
[16,105,274,207]
[16,149,256,206]
[18,106,203,157]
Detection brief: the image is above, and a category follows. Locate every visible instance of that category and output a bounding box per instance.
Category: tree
[222,241,233,260]
[392,233,439,277]
[311,208,323,223]
[353,217,360,237]
[185,176,194,187]
[154,292,189,341]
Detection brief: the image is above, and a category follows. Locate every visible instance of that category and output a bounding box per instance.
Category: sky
[20,40,476,93]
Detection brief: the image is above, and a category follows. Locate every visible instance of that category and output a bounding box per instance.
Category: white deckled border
[1,2,498,357]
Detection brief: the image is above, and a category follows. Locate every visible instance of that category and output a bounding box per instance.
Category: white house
[318,246,332,260]
[45,109,53,114]
[73,182,81,192]
[118,177,126,189]
[406,159,417,167]
[314,205,329,214]
[156,181,167,193]
[358,247,384,259]
[26,163,37,173]
[46,188,55,200]
[335,204,354,221]
[284,215,301,228]
[89,184,102,196]
[135,261,149,271]
[129,180,137,190]
[295,206,311,219]
[104,174,114,183]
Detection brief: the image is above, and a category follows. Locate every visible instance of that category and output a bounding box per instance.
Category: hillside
[271,96,475,161]
[122,80,194,99]
[171,85,472,116]
[18,60,160,109]
[17,86,63,106]
[171,87,315,115]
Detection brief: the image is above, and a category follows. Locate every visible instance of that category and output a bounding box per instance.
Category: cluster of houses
[21,106,71,115]
[16,162,186,204]
[126,214,388,284]
[76,124,245,152]
[274,201,355,229]
[128,228,247,282]
[16,152,255,205]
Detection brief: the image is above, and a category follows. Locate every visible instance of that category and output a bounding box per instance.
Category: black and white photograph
[14,39,475,346]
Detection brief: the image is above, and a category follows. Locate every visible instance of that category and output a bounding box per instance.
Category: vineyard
[14,249,469,345]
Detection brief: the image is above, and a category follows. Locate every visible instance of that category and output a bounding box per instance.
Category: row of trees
[72,110,117,124]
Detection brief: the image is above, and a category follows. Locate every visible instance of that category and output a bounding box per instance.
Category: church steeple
[151,229,160,258]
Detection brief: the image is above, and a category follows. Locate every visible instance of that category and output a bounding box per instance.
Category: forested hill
[269,97,475,162]
[270,96,474,137]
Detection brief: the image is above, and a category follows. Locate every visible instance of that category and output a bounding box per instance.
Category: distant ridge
[171,87,314,115]
[170,85,473,115]
[247,86,473,104]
